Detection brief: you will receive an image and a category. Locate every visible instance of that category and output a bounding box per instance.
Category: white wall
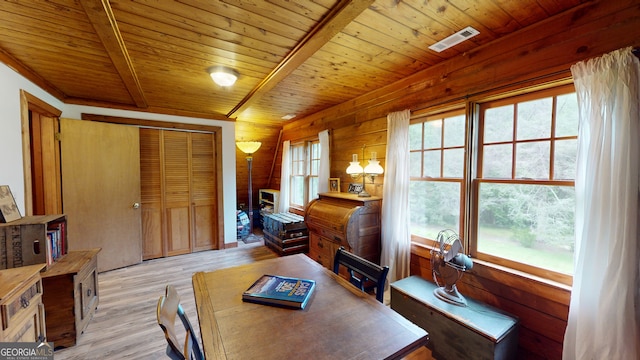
[0,63,65,214]
[0,62,238,245]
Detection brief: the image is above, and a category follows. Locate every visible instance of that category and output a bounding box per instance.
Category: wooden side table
[391,275,519,360]
[41,248,100,348]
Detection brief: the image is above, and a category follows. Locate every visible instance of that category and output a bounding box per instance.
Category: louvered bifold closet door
[140,128,163,260]
[163,130,191,256]
[191,132,217,252]
[140,129,218,260]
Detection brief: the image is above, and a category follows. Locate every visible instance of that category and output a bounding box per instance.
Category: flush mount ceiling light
[207,66,239,87]
[429,26,479,53]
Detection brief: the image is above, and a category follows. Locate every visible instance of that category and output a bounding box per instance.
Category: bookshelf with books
[259,189,279,214]
[258,189,279,218]
[0,214,67,269]
[0,214,100,347]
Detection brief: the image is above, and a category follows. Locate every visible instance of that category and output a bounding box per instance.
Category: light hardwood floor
[53,240,277,360]
[52,239,431,359]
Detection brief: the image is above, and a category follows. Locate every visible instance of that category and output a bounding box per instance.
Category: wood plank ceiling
[0,0,587,127]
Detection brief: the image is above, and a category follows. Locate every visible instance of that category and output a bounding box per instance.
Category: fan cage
[430,229,469,306]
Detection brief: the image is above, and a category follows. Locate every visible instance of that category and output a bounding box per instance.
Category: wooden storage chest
[391,275,519,360]
[41,249,100,348]
[263,212,308,255]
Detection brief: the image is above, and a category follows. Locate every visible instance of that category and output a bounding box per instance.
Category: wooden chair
[157,285,204,360]
[333,246,389,303]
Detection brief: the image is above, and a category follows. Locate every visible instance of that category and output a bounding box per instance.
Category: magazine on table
[242,274,316,309]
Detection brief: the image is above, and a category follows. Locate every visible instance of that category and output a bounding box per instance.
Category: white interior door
[60,118,142,272]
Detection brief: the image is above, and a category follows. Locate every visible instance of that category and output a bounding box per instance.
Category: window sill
[287,206,305,216]
[410,241,572,297]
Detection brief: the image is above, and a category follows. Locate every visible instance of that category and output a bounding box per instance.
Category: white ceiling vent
[429,26,479,52]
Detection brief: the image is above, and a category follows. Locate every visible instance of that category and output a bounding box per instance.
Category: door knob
[132,202,140,209]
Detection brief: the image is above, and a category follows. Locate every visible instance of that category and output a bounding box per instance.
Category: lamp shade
[346,161,364,175]
[208,67,239,87]
[236,141,262,154]
[364,160,384,175]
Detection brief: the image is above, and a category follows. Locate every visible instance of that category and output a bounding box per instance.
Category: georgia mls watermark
[0,341,53,360]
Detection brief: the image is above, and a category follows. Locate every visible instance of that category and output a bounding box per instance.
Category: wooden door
[29,113,62,215]
[60,118,142,272]
[20,90,64,216]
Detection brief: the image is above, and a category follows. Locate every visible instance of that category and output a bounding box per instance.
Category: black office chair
[333,246,389,303]
[157,285,204,360]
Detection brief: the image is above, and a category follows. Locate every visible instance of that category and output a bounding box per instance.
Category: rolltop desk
[304,192,382,269]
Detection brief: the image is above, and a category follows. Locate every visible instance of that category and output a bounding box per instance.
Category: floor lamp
[236,141,262,242]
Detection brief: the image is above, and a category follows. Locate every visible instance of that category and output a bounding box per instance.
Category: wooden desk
[193,254,428,360]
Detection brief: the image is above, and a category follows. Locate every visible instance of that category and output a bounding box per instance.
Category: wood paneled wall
[235,120,282,211]
[278,1,640,358]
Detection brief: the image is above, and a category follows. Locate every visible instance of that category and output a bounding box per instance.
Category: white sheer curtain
[563,47,640,360]
[277,140,291,214]
[381,109,412,287]
[317,130,330,194]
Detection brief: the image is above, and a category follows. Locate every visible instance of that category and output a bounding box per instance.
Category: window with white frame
[409,84,578,283]
[289,140,320,209]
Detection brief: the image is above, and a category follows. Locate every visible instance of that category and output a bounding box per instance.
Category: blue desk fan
[430,229,473,306]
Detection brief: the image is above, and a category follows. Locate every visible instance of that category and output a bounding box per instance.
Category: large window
[409,84,578,282]
[409,109,467,244]
[290,140,320,209]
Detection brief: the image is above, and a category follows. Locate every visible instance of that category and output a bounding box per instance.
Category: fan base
[434,285,467,307]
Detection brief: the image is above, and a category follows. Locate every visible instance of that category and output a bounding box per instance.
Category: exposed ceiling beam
[80,0,148,108]
[227,0,375,119]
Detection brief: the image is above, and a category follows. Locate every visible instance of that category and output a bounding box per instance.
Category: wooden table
[192,254,428,360]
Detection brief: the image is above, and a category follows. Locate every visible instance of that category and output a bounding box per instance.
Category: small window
[289,140,320,209]
[308,141,320,202]
[290,143,305,208]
